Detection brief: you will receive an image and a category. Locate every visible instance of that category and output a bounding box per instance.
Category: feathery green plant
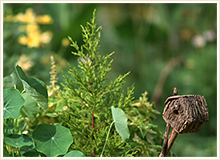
[59,9,136,157]
[58,9,163,157]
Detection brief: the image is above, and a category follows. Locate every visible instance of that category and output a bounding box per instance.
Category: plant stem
[14,118,19,133]
[100,121,115,157]
[5,119,11,135]
[20,90,25,95]
[166,129,179,156]
[159,123,170,157]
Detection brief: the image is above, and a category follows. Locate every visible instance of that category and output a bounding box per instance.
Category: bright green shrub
[58,9,163,157]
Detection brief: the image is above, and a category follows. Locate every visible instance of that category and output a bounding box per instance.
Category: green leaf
[15,65,48,110]
[64,150,86,157]
[21,93,39,120]
[32,124,73,157]
[3,70,22,89]
[111,106,130,142]
[19,144,40,157]
[3,88,25,119]
[4,134,32,147]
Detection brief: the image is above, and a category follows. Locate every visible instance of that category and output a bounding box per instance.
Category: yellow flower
[26,23,39,32]
[7,7,54,48]
[6,7,53,24]
[18,24,53,48]
[15,8,36,23]
[27,31,41,48]
[36,15,53,24]
[18,28,41,48]
[18,35,28,45]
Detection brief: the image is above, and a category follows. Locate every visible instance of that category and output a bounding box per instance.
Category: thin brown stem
[159,123,170,157]
[159,87,179,157]
[166,129,179,156]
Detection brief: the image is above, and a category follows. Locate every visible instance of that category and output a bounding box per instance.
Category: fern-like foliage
[59,9,135,157]
[58,9,163,157]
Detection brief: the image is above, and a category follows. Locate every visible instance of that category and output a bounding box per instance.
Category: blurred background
[3,3,217,157]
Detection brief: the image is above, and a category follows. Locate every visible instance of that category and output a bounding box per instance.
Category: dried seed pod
[163,95,209,133]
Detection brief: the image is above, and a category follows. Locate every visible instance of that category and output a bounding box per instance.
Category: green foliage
[3,3,217,157]
[4,134,32,148]
[19,145,40,157]
[100,106,130,157]
[20,93,39,120]
[59,10,135,157]
[32,124,73,157]
[4,65,48,110]
[3,8,165,157]
[127,92,163,156]
[64,150,86,157]
[3,65,75,157]
[58,10,162,157]
[111,106,130,142]
[15,65,48,110]
[3,88,25,119]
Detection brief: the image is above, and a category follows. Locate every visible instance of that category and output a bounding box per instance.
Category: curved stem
[100,121,114,157]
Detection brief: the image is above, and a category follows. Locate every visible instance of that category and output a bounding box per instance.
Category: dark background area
[3,3,217,156]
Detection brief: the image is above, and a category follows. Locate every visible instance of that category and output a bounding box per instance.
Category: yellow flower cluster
[4,8,53,48]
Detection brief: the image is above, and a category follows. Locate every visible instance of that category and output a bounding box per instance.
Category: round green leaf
[21,93,39,120]
[64,150,86,157]
[3,88,25,119]
[32,124,73,157]
[111,106,130,142]
[4,134,32,147]
[15,65,48,110]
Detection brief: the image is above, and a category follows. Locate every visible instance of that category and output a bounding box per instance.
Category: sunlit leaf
[3,88,25,119]
[21,93,39,120]
[111,106,130,141]
[3,70,22,90]
[15,65,48,110]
